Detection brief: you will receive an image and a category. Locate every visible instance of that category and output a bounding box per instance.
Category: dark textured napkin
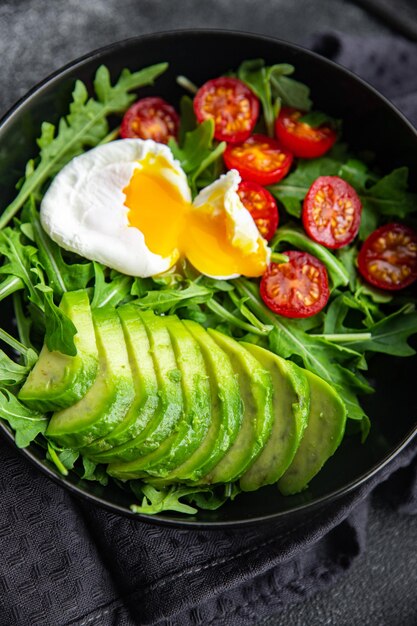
[1,30,417,626]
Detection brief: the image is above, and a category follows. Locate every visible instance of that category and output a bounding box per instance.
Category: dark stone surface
[0,2,416,625]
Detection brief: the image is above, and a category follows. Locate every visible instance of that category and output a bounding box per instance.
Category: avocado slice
[18,290,98,412]
[94,309,183,463]
[145,319,243,485]
[82,305,160,456]
[197,329,274,484]
[107,315,213,480]
[239,343,310,492]
[278,370,347,495]
[46,306,135,449]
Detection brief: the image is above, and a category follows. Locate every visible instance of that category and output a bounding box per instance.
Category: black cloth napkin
[1,31,417,626]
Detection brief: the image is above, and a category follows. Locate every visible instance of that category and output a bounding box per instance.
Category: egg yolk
[124,154,268,277]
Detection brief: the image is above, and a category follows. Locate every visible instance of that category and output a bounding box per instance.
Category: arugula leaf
[0,390,48,447]
[47,442,79,476]
[36,284,77,356]
[236,279,372,421]
[178,95,197,144]
[271,225,349,289]
[28,201,94,297]
[337,159,373,191]
[268,154,342,217]
[0,62,168,230]
[338,305,417,356]
[0,350,35,386]
[80,457,109,486]
[130,483,202,515]
[237,60,311,136]
[270,67,312,111]
[362,167,417,219]
[133,283,212,314]
[299,111,338,128]
[169,119,226,195]
[91,262,133,309]
[0,228,44,307]
[0,275,24,303]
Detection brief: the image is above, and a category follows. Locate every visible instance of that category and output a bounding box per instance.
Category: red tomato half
[302,176,362,249]
[193,77,259,143]
[358,223,417,291]
[120,97,179,144]
[260,250,330,318]
[237,181,279,241]
[224,134,293,185]
[275,108,337,158]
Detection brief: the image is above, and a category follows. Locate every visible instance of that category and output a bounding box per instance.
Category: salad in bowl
[0,32,416,524]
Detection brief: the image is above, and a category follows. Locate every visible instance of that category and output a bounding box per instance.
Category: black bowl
[0,30,416,528]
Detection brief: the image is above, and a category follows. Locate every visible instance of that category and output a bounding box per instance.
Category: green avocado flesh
[19,287,347,498]
[18,290,98,412]
[95,309,184,463]
[239,343,310,492]
[107,315,212,480]
[134,319,243,486]
[46,306,135,449]
[278,370,347,495]
[82,305,160,456]
[196,329,275,485]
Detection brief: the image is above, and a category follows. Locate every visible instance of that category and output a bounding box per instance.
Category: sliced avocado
[107,315,212,480]
[197,329,274,485]
[18,290,98,412]
[82,305,160,456]
[46,306,135,449]
[278,369,347,495]
[239,343,310,492]
[142,319,243,486]
[94,309,183,463]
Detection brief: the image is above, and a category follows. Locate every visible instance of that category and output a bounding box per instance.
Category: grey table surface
[0,1,416,625]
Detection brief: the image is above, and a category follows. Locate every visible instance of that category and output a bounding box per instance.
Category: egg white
[191,170,270,279]
[40,139,191,277]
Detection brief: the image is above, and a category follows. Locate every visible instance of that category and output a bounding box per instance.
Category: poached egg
[40,138,270,279]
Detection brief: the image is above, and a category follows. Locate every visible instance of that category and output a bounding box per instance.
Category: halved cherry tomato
[237,181,279,241]
[275,108,337,159]
[224,134,293,186]
[358,223,417,291]
[193,77,259,143]
[120,97,179,144]
[302,176,362,249]
[260,250,330,318]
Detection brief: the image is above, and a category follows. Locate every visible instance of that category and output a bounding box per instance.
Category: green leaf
[130,483,201,515]
[271,225,349,289]
[169,119,225,194]
[133,283,212,314]
[81,457,108,486]
[338,305,417,356]
[0,228,44,307]
[299,111,339,128]
[236,279,372,422]
[362,167,417,219]
[0,62,168,230]
[36,285,77,356]
[270,69,312,111]
[178,95,197,144]
[91,262,133,309]
[237,59,279,136]
[268,154,342,217]
[337,159,372,191]
[0,351,31,386]
[46,442,79,476]
[28,201,93,297]
[0,390,48,447]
